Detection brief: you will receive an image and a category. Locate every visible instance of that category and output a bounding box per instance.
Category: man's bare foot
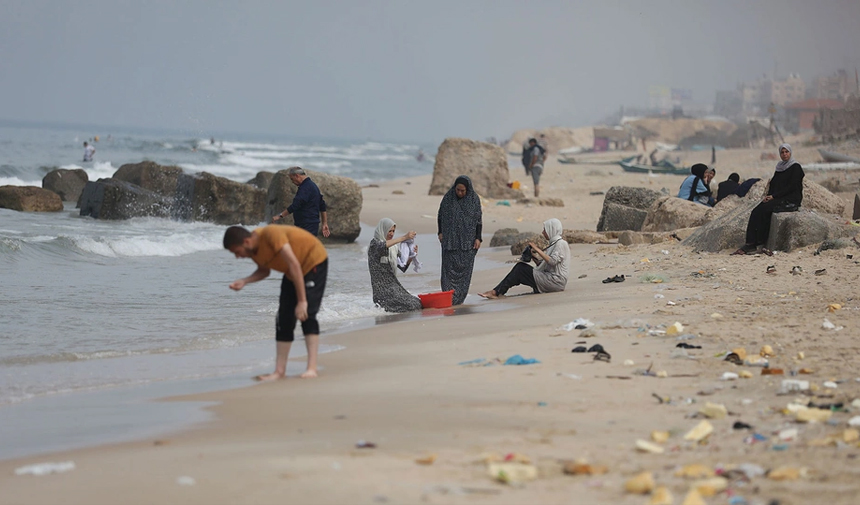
[300,369,318,378]
[253,372,285,382]
[478,290,498,299]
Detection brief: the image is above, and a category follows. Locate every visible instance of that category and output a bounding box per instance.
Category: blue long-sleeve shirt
[287,178,327,235]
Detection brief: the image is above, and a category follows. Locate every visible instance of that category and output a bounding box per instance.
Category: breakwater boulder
[267,169,362,243]
[0,186,63,212]
[641,196,711,232]
[596,186,664,232]
[42,168,88,202]
[82,161,267,225]
[429,138,522,200]
[78,179,172,220]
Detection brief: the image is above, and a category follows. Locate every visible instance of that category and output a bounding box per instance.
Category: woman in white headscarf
[733,143,804,255]
[478,218,570,299]
[368,218,422,312]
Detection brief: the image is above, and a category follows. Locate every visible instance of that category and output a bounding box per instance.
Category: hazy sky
[2,0,859,143]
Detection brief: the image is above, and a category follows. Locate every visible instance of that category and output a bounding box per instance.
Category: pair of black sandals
[601,274,625,284]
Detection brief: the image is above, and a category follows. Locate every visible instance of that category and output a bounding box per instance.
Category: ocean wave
[234,150,413,162]
[60,232,220,258]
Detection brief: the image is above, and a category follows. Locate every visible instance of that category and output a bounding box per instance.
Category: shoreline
[3,150,859,504]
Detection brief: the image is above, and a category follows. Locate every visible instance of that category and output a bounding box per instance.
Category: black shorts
[276,259,327,342]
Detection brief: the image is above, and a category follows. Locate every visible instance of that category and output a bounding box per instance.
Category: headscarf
[437,175,482,250]
[374,218,398,273]
[690,163,708,178]
[543,218,563,247]
[775,143,796,172]
[728,173,740,183]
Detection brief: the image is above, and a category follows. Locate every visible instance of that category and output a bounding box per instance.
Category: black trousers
[493,262,537,296]
[745,199,797,246]
[276,259,328,342]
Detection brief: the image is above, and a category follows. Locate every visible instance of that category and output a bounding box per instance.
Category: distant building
[813,69,857,101]
[783,98,844,132]
[592,127,630,152]
[768,74,805,107]
[736,74,806,114]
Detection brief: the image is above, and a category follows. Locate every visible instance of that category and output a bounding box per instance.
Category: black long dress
[437,176,482,305]
[745,163,804,246]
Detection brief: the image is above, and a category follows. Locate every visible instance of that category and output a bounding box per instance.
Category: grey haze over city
[2,0,859,143]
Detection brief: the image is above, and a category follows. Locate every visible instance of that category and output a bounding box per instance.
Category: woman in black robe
[733,143,804,255]
[437,175,482,305]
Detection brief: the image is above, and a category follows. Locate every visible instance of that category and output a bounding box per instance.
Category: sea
[0,122,502,460]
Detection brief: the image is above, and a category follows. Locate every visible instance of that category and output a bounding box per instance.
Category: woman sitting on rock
[368,218,422,312]
[478,218,570,299]
[733,143,804,256]
[677,163,715,206]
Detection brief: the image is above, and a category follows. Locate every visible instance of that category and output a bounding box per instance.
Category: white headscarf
[374,218,399,273]
[775,143,796,173]
[543,218,563,246]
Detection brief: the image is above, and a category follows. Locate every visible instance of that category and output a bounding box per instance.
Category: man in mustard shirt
[223,224,328,381]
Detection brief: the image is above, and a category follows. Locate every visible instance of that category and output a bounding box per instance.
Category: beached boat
[818,148,860,164]
[618,157,690,175]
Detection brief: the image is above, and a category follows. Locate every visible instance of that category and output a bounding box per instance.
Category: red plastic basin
[417,290,454,309]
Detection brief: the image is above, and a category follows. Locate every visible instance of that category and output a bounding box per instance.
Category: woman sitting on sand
[677,163,715,206]
[368,218,422,312]
[437,175,482,305]
[478,218,570,299]
[733,143,804,256]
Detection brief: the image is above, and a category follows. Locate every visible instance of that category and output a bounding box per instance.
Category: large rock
[741,178,845,215]
[247,171,275,190]
[429,138,522,199]
[112,161,267,225]
[641,196,711,232]
[596,186,664,232]
[78,179,172,220]
[113,161,184,196]
[509,229,610,255]
[267,170,362,243]
[490,228,534,247]
[684,199,854,252]
[0,186,63,212]
[183,172,267,225]
[42,168,88,202]
[767,211,854,252]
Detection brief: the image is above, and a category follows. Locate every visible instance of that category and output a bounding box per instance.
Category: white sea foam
[0,176,41,186]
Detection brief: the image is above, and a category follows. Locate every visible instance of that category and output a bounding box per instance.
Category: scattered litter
[666,301,677,306]
[557,373,582,380]
[176,476,196,486]
[578,328,599,338]
[674,464,713,481]
[721,372,739,381]
[760,345,774,357]
[661,250,669,255]
[815,268,827,276]
[710,312,723,319]
[778,428,798,441]
[828,303,842,313]
[459,358,487,366]
[355,440,377,449]
[623,359,635,366]
[563,461,608,475]
[795,407,832,423]
[635,439,665,454]
[654,294,665,299]
[624,471,654,494]
[692,476,728,496]
[666,322,684,336]
[823,381,838,389]
[14,461,75,476]
[767,466,805,481]
[682,488,707,505]
[781,379,810,392]
[791,265,803,275]
[822,319,843,331]
[646,487,671,505]
[676,343,701,349]
[797,351,805,360]
[571,346,587,353]
[640,273,666,283]
[761,368,784,375]
[684,420,714,442]
[415,454,437,465]
[699,402,728,420]
[736,463,766,479]
[594,350,611,363]
[651,430,670,443]
[848,416,860,427]
[487,462,537,484]
[504,355,540,365]
[495,200,511,206]
[587,344,605,353]
[745,356,769,367]
[561,318,593,331]
[732,421,753,430]
[655,370,668,378]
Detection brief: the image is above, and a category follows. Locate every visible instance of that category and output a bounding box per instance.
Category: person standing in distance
[83,141,95,162]
[527,138,545,197]
[224,224,328,381]
[273,167,331,238]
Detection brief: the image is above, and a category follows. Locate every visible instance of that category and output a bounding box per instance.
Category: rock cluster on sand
[42,168,89,202]
[428,138,522,200]
[0,186,63,212]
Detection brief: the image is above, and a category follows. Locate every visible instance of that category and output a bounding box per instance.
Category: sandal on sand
[732,244,757,255]
[760,248,774,257]
[601,277,614,284]
[602,274,625,284]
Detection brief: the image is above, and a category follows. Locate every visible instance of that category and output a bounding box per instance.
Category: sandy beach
[2,147,860,505]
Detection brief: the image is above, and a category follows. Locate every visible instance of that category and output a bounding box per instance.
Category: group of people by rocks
[222,170,572,382]
[675,144,806,255]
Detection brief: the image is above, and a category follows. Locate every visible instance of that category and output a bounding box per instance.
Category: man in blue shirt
[273,167,331,237]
